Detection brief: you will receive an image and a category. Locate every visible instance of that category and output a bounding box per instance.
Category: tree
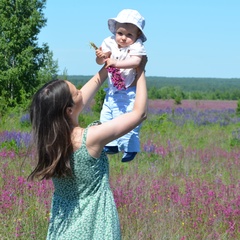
[148,86,160,99]
[236,99,240,116]
[92,87,106,114]
[0,0,49,107]
[58,67,68,80]
[37,50,58,84]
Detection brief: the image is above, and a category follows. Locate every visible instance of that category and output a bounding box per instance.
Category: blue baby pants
[100,87,141,152]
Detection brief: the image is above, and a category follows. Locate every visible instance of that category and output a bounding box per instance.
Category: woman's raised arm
[87,56,148,153]
[79,66,108,112]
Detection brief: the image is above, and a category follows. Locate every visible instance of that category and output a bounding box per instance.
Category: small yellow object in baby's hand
[89,42,98,50]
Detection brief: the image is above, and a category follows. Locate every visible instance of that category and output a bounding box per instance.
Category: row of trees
[0,0,58,115]
[146,76,240,93]
[69,75,240,101]
[148,86,240,101]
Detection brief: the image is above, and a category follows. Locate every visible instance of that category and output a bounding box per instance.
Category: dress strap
[81,120,101,145]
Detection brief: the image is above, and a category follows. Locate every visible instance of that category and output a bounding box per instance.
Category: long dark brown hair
[28,80,75,180]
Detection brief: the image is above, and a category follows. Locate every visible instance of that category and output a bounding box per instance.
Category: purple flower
[0,131,32,149]
[107,67,126,90]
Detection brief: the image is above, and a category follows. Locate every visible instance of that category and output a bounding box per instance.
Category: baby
[95,9,147,162]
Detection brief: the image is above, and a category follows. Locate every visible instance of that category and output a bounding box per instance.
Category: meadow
[1,100,240,240]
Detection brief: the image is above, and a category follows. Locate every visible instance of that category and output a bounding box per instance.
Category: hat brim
[108,18,147,42]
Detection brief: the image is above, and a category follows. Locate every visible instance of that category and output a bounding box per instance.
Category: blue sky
[38,1,240,78]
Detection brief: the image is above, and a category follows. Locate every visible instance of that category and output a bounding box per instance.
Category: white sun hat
[108,9,147,42]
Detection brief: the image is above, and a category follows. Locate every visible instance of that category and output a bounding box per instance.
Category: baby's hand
[96,48,107,59]
[105,58,117,68]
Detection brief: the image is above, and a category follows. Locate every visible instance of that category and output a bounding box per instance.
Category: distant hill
[68,75,240,92]
[146,76,240,92]
[67,75,93,88]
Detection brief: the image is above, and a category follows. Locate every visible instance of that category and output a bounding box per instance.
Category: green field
[1,101,240,239]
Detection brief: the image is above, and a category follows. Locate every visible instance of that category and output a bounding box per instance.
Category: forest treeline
[68,75,240,101]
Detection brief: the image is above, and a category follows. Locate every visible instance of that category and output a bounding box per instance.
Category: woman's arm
[79,66,108,112]
[100,63,147,144]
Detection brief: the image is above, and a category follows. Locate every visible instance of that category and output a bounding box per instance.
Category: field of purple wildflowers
[1,100,240,240]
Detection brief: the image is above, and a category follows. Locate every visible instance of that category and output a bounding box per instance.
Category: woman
[28,57,147,239]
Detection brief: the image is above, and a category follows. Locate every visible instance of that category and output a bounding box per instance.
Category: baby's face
[115,23,140,48]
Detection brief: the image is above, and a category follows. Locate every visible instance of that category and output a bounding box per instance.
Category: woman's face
[115,23,140,48]
[66,81,82,117]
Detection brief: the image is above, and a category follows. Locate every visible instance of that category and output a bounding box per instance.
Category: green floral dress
[46,122,121,240]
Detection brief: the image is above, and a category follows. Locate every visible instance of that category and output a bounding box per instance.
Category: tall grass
[1,102,240,239]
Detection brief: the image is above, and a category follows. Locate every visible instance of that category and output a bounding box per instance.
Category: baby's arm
[105,55,142,69]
